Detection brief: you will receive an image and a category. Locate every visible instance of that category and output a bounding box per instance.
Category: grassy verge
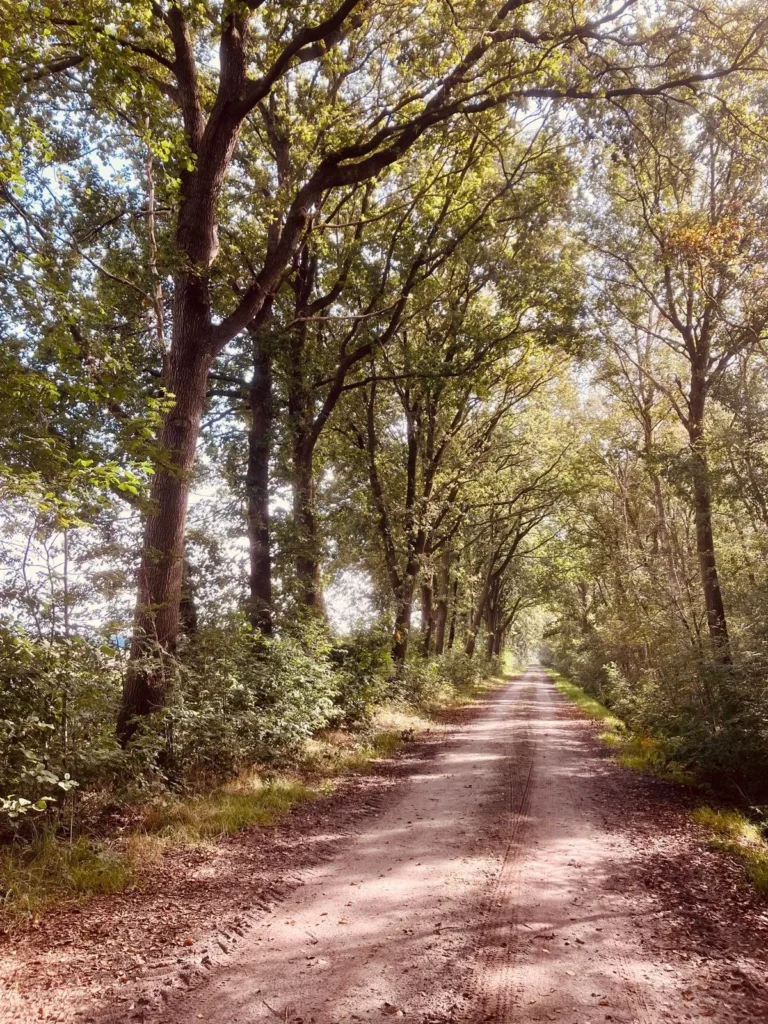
[692,806,768,894]
[547,671,625,732]
[546,667,768,894]
[0,676,505,924]
[545,668,693,784]
[0,835,134,919]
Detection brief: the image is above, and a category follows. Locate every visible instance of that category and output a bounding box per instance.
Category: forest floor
[2,667,768,1024]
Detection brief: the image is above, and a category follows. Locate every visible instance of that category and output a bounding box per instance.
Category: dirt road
[148,667,768,1024]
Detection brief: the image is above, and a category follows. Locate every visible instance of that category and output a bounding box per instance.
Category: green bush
[0,625,125,831]
[328,626,394,726]
[0,616,501,835]
[544,642,768,800]
[397,648,498,710]
[167,621,339,783]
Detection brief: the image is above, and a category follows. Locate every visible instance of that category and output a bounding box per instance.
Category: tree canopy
[3,0,768,826]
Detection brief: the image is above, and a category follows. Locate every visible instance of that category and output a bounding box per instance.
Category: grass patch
[299,707,430,777]
[545,668,694,785]
[0,833,133,919]
[692,806,768,893]
[138,777,318,842]
[548,670,625,731]
[1,675,506,924]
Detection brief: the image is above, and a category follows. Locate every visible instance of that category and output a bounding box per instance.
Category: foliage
[539,92,768,801]
[692,806,768,893]
[167,623,340,782]
[548,670,625,731]
[328,627,394,727]
[0,684,484,921]
[0,625,121,825]
[3,0,768,919]
[547,668,696,786]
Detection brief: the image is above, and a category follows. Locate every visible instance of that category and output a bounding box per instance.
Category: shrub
[397,649,498,710]
[545,641,768,800]
[328,626,393,726]
[0,625,125,832]
[167,621,339,784]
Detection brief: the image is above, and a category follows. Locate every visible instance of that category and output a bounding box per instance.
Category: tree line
[2,1,768,820]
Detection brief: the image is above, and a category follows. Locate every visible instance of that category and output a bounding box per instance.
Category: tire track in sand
[97,669,748,1024]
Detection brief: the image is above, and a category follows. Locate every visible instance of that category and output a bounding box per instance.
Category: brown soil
[2,668,768,1023]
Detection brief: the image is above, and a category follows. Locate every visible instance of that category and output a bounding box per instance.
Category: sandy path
[152,668,761,1024]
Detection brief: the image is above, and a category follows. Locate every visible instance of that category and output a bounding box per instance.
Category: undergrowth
[0,673,503,924]
[547,673,625,730]
[0,834,133,919]
[548,667,768,894]
[546,669,694,785]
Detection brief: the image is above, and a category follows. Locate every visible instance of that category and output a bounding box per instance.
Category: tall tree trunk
[465,571,493,657]
[434,599,448,656]
[293,442,325,614]
[689,374,731,662]
[288,253,325,616]
[434,552,452,655]
[119,336,212,741]
[447,578,459,651]
[485,629,495,658]
[420,577,434,656]
[392,581,415,664]
[492,629,503,658]
[690,446,730,658]
[484,578,501,658]
[246,328,273,634]
[465,594,482,656]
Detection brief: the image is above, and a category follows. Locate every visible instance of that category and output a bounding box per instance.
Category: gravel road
[153,667,767,1024]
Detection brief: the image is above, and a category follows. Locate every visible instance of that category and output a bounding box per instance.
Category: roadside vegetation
[548,668,768,894]
[691,808,768,894]
[3,0,768,929]
[1,654,506,923]
[547,669,691,783]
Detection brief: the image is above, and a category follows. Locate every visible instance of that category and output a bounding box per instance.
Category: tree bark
[485,629,495,658]
[689,372,731,662]
[434,598,449,656]
[690,446,731,657]
[484,577,501,658]
[434,552,452,655]
[246,327,273,634]
[287,251,326,616]
[118,338,212,740]
[392,583,415,664]
[492,629,503,658]
[293,442,325,614]
[420,577,434,656]
[447,578,459,651]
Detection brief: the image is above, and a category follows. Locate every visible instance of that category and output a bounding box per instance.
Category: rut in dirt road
[136,669,761,1024]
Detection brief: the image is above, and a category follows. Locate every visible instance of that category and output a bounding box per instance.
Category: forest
[3,0,768,941]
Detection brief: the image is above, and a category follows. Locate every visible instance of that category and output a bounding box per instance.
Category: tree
[591,99,768,661]
[9,1,767,735]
